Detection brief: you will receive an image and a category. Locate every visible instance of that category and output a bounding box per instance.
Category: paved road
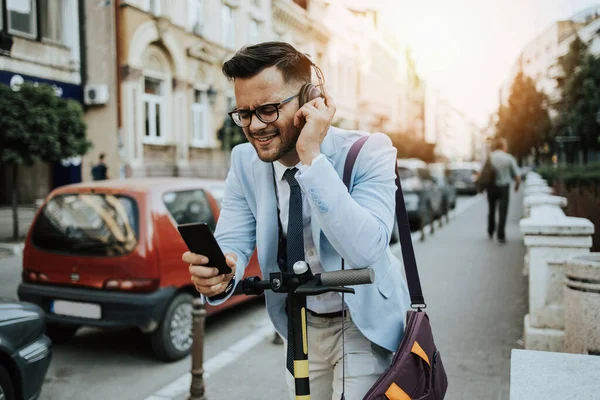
[170,191,527,400]
[0,194,527,400]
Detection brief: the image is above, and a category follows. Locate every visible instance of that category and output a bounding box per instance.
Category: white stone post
[520,206,594,352]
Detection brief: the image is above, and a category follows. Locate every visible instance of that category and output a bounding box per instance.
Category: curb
[0,242,24,256]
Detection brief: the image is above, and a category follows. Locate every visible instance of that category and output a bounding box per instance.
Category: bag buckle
[411,303,427,311]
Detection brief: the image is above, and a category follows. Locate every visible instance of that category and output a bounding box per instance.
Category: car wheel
[151,293,194,362]
[0,364,15,400]
[46,323,79,344]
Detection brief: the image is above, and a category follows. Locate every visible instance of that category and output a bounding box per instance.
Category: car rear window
[163,189,216,231]
[31,194,139,256]
[397,167,415,180]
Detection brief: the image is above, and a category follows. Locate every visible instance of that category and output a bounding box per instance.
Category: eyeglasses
[228,94,299,128]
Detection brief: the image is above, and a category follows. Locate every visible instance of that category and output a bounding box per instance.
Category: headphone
[298,54,326,107]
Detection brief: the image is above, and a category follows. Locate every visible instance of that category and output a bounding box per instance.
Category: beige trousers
[285,312,392,400]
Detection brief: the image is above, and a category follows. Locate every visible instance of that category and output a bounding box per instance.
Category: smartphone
[177,222,232,275]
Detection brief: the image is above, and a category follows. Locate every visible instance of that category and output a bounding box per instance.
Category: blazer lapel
[310,127,339,260]
[252,158,279,276]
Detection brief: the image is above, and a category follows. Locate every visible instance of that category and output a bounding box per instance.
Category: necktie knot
[283,168,299,187]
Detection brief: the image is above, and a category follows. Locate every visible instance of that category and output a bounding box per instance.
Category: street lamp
[207,85,217,107]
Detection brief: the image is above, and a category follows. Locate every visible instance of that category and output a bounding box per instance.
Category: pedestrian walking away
[183,41,411,400]
[91,153,109,181]
[483,138,521,245]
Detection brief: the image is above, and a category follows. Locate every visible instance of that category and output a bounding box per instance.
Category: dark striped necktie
[283,167,303,375]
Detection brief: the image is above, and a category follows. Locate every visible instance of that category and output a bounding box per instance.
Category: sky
[381,0,600,128]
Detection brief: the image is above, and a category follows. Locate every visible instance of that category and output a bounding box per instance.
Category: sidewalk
[0,206,36,253]
[166,192,527,400]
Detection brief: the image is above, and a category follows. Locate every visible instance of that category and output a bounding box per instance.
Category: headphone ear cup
[299,84,322,107]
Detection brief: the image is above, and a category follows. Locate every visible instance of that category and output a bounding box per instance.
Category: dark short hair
[99,153,105,160]
[492,137,507,151]
[222,42,312,84]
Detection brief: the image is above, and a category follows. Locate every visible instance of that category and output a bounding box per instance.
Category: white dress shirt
[272,155,345,314]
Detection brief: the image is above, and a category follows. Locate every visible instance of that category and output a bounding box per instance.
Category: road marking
[146,195,484,400]
[144,319,275,400]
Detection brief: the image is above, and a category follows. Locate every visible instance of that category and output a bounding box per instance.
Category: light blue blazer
[209,127,410,352]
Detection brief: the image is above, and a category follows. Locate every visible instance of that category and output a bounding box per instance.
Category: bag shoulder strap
[343,135,426,308]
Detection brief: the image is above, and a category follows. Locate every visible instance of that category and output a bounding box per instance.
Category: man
[91,153,109,181]
[485,138,521,245]
[184,42,410,399]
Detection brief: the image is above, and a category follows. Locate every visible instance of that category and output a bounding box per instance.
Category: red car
[17,178,261,361]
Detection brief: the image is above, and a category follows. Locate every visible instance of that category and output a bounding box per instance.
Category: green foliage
[558,36,588,87]
[0,82,91,167]
[217,118,248,150]
[536,162,600,188]
[556,39,600,153]
[495,71,552,160]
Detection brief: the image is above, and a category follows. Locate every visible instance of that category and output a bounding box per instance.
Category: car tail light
[23,270,37,283]
[22,270,50,284]
[103,278,159,293]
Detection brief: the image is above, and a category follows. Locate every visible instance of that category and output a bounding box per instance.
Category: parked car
[0,298,52,400]
[448,162,481,195]
[17,178,262,362]
[429,163,457,213]
[396,159,444,227]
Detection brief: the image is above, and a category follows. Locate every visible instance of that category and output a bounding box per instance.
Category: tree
[217,116,248,151]
[0,82,91,240]
[556,37,600,163]
[495,71,551,164]
[389,132,436,163]
[558,36,588,86]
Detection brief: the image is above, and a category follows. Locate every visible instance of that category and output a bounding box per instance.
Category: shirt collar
[272,160,302,182]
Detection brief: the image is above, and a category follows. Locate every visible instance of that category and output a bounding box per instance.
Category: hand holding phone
[185,252,236,298]
[178,223,236,297]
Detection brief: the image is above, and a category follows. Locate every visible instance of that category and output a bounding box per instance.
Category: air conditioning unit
[84,84,109,106]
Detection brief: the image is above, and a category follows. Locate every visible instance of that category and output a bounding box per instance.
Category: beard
[248,125,301,163]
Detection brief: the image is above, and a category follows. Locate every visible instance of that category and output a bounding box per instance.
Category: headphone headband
[301,53,325,91]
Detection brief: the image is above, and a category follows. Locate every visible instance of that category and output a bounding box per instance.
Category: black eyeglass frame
[227,93,300,128]
[227,57,326,128]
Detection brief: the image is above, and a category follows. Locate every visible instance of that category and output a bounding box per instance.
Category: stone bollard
[522,194,567,218]
[524,185,553,197]
[563,253,600,355]
[520,205,594,352]
[189,297,207,400]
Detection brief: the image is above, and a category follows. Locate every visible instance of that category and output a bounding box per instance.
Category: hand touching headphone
[294,55,336,166]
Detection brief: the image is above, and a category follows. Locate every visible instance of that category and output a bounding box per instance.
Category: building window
[143,0,161,15]
[143,77,166,143]
[248,19,260,44]
[190,0,203,35]
[7,0,37,38]
[192,90,211,147]
[222,5,235,49]
[41,0,63,43]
